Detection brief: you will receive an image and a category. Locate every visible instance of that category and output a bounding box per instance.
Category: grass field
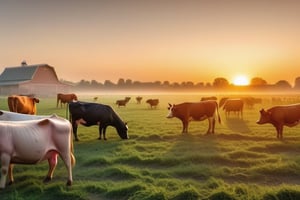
[1,93,300,200]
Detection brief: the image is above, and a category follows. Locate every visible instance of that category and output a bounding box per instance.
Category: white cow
[0,117,75,189]
[0,110,63,186]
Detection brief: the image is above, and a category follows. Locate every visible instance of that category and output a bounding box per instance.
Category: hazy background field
[1,92,300,200]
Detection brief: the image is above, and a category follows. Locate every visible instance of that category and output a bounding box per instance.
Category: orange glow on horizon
[232,75,250,86]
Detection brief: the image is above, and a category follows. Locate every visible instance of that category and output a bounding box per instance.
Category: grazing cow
[136,96,143,104]
[8,95,40,115]
[68,101,128,141]
[167,100,221,134]
[57,93,78,108]
[220,98,244,118]
[201,96,217,101]
[257,104,300,139]
[146,99,159,109]
[116,97,131,108]
[0,117,75,188]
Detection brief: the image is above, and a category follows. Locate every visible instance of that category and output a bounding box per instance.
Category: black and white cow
[68,101,128,141]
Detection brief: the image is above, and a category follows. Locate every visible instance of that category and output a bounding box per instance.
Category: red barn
[0,62,71,96]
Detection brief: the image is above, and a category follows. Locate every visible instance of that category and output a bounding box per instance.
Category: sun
[232,75,250,86]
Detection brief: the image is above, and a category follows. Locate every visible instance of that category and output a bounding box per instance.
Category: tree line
[62,76,300,91]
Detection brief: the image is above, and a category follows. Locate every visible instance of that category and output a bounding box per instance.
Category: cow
[219,98,244,118]
[146,99,159,109]
[68,101,129,141]
[8,95,40,115]
[0,117,75,188]
[116,97,131,108]
[57,93,78,108]
[167,100,221,134]
[0,110,60,187]
[256,104,300,139]
[136,96,143,104]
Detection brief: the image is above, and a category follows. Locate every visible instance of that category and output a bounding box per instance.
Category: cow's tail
[70,126,76,167]
[215,101,221,124]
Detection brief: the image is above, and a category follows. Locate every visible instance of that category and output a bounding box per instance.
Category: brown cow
[136,96,143,104]
[8,95,40,115]
[116,97,131,108]
[220,98,244,118]
[57,93,78,108]
[146,99,159,109]
[167,100,221,134]
[257,104,300,139]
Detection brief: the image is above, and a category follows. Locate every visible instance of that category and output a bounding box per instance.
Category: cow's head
[166,103,175,118]
[256,109,271,124]
[33,98,40,103]
[72,94,78,101]
[116,122,129,139]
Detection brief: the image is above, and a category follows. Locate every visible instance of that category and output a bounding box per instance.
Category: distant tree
[104,80,115,87]
[250,77,267,86]
[153,81,161,87]
[213,77,229,88]
[117,78,125,86]
[125,79,133,86]
[274,80,292,89]
[78,79,90,87]
[162,81,170,87]
[91,80,101,88]
[195,82,204,88]
[294,77,300,89]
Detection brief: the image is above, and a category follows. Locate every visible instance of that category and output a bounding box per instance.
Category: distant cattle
[146,99,159,109]
[116,97,131,107]
[136,96,143,104]
[219,98,244,118]
[57,93,78,108]
[201,96,217,101]
[8,95,40,115]
[69,101,129,141]
[0,117,75,188]
[257,104,300,139]
[242,97,262,109]
[167,100,221,134]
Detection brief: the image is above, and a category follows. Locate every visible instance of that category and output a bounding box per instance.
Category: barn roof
[0,64,53,86]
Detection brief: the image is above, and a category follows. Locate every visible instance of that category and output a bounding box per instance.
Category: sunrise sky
[0,0,300,85]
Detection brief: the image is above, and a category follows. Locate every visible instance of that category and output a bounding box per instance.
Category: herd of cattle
[0,93,300,189]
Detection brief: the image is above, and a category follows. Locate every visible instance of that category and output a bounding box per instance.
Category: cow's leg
[0,153,11,189]
[182,120,188,134]
[44,151,58,183]
[275,125,283,139]
[211,117,216,134]
[103,126,108,140]
[8,164,14,185]
[72,121,79,141]
[59,152,73,186]
[98,125,102,140]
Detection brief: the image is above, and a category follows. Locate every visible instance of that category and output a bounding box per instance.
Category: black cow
[68,101,128,141]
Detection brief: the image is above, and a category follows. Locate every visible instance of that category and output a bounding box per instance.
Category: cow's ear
[259,109,264,113]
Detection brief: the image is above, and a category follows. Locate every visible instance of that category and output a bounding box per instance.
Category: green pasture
[1,93,300,200]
